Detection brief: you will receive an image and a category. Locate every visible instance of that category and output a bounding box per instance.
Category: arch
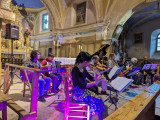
[104,0,145,39]
[150,29,160,59]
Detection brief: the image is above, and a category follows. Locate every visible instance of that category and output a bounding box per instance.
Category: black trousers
[87,85,99,95]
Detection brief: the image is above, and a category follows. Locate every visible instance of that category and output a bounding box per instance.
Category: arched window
[157,34,160,51]
[42,13,49,30]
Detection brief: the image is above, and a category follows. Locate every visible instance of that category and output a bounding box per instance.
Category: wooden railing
[3,63,42,120]
[104,81,160,120]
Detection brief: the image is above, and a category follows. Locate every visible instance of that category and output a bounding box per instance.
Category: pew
[104,81,160,120]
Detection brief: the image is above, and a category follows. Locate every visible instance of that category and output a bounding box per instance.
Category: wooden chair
[64,72,90,120]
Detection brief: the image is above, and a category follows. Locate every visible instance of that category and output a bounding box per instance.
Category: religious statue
[24,28,31,46]
[103,27,107,40]
[102,20,110,40]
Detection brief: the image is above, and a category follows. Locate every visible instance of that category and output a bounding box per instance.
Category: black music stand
[103,66,123,110]
[104,84,118,110]
[104,77,133,111]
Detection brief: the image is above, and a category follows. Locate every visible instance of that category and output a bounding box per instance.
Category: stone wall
[126,18,160,59]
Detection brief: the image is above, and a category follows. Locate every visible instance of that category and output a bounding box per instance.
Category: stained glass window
[42,13,49,30]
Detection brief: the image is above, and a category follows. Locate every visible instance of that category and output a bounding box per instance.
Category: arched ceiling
[125,1,160,32]
[12,0,159,41]
[12,0,45,9]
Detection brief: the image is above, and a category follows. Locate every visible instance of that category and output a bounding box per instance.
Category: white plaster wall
[32,9,54,57]
[126,18,160,59]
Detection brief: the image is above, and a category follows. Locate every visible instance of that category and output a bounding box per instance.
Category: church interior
[0,0,160,120]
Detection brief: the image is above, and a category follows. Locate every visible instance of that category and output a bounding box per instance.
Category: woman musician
[108,53,117,69]
[72,52,106,120]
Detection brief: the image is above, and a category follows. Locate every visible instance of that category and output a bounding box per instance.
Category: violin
[95,62,107,71]
[123,65,133,74]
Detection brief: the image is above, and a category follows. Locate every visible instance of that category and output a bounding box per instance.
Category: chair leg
[23,82,26,97]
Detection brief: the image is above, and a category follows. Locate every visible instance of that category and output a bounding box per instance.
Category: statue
[102,20,110,40]
[24,28,31,46]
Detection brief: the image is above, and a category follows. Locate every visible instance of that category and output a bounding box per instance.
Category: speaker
[5,23,19,40]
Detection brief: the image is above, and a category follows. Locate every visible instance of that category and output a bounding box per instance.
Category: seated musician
[86,55,108,95]
[99,50,107,62]
[118,56,127,68]
[23,50,51,102]
[140,56,153,84]
[130,57,144,85]
[41,53,62,93]
[100,56,108,66]
[72,52,106,120]
[108,53,117,69]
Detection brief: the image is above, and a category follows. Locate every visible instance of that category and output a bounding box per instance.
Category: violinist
[100,57,108,66]
[108,53,117,69]
[118,56,127,68]
[140,56,153,84]
[99,50,107,62]
[86,55,108,95]
[130,57,144,85]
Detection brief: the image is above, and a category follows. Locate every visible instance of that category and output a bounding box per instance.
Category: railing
[3,63,49,120]
[104,81,160,120]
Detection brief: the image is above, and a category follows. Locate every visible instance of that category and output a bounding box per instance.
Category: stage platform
[0,74,160,120]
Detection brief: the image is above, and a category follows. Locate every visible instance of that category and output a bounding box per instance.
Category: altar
[0,0,34,84]
[0,2,33,69]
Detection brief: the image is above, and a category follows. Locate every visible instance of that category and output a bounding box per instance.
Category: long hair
[30,50,39,61]
[109,53,115,60]
[120,56,125,63]
[75,52,91,65]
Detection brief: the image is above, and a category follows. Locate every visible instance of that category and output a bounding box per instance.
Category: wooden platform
[105,81,160,120]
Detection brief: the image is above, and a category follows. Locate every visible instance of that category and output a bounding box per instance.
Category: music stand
[103,66,124,110]
[104,76,133,110]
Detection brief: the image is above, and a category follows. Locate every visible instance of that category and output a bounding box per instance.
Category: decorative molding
[0,8,15,21]
[25,7,46,12]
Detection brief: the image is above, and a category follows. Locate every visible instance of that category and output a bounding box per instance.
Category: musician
[140,56,153,84]
[108,53,117,69]
[118,56,127,68]
[99,50,107,62]
[141,56,151,67]
[23,50,51,102]
[130,57,144,85]
[100,57,108,66]
[41,53,62,93]
[72,52,105,120]
[86,55,107,94]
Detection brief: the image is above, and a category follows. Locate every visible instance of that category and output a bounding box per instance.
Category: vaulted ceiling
[12,0,45,9]
[12,0,159,39]
[125,1,160,32]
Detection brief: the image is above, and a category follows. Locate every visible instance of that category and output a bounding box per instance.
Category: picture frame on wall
[112,25,123,40]
[134,33,143,43]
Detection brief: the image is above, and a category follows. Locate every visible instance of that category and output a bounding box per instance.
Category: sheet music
[127,70,140,76]
[150,64,157,70]
[110,77,133,93]
[108,66,119,79]
[115,66,124,75]
[142,64,152,70]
